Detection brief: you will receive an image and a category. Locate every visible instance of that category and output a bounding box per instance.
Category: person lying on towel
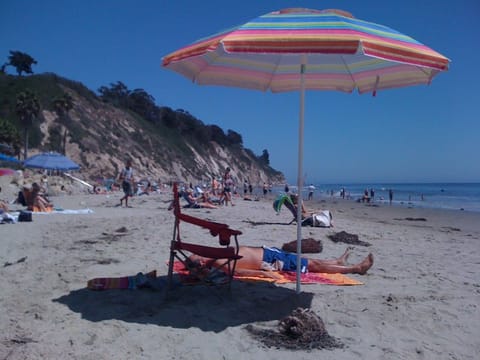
[188,246,373,280]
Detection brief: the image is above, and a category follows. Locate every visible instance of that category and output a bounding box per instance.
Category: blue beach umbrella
[23,152,80,171]
[0,153,20,163]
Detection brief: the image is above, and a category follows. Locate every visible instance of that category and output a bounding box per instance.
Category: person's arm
[234,268,284,281]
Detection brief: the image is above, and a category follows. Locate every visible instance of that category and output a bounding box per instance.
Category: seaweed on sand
[246,307,343,350]
[327,231,371,247]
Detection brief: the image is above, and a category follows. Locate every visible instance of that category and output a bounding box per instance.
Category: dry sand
[1,186,479,359]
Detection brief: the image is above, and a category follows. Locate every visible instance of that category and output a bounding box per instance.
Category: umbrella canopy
[0,168,16,176]
[0,153,20,164]
[162,8,450,293]
[23,152,80,171]
[163,8,449,94]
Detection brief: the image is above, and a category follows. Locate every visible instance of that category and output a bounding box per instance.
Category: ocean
[280,183,480,213]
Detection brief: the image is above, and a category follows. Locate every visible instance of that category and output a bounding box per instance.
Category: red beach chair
[167,183,242,289]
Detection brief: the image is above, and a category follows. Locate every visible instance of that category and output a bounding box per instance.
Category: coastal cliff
[0,73,284,185]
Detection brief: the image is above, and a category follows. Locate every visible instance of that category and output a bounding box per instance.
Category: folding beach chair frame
[273,194,298,224]
[167,183,242,290]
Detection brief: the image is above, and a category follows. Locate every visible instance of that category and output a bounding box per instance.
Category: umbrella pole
[296,61,306,294]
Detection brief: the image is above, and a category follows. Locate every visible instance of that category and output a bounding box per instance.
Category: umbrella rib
[340,55,358,92]
[193,47,224,84]
[265,55,284,92]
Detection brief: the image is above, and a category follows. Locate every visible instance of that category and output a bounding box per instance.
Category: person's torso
[122,167,133,181]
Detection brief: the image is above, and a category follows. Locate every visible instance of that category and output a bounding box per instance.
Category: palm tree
[52,93,74,154]
[7,51,37,76]
[15,90,40,160]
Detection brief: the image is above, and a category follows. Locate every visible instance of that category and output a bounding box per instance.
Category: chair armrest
[173,241,242,260]
[178,213,242,237]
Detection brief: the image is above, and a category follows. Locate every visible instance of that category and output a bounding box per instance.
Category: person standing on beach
[308,184,315,200]
[222,167,234,206]
[389,189,393,205]
[118,159,135,207]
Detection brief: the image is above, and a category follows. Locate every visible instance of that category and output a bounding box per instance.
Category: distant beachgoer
[118,159,135,207]
[0,187,9,212]
[284,183,289,193]
[26,182,52,212]
[389,189,393,205]
[263,182,268,197]
[370,188,375,202]
[308,184,315,200]
[212,176,220,196]
[223,167,234,206]
[184,188,218,209]
[0,200,8,212]
[363,189,370,203]
[248,182,253,195]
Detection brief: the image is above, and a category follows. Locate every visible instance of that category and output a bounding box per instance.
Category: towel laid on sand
[34,208,94,215]
[87,270,157,290]
[172,261,362,286]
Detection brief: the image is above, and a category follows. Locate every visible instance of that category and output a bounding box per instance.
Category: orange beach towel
[172,261,362,286]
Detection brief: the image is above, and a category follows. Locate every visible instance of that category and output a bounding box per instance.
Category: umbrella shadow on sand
[53,278,313,333]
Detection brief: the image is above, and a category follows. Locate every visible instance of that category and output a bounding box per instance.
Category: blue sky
[1,0,479,184]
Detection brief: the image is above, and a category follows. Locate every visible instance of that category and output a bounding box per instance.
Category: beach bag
[301,210,332,227]
[18,210,32,222]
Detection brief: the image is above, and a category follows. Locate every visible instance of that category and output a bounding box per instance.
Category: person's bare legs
[315,247,353,266]
[307,253,373,274]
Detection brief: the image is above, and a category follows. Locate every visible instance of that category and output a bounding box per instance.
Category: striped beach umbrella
[162,8,450,293]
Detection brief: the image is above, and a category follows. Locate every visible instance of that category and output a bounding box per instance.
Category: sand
[1,186,479,359]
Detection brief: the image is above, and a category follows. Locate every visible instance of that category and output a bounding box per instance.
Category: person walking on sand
[188,246,373,280]
[389,188,393,205]
[118,159,135,207]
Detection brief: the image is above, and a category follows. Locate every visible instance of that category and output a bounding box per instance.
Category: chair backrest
[273,194,297,217]
[172,183,241,246]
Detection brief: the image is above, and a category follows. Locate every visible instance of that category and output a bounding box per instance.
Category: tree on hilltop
[259,149,270,165]
[98,81,130,107]
[52,93,74,154]
[15,90,40,159]
[0,118,22,156]
[6,51,37,76]
[226,129,243,146]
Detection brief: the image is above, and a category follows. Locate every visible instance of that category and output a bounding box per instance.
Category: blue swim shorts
[261,246,308,273]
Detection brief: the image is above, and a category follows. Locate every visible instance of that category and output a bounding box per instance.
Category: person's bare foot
[338,246,354,265]
[354,253,374,275]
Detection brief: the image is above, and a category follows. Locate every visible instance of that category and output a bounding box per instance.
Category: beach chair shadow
[53,280,313,332]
